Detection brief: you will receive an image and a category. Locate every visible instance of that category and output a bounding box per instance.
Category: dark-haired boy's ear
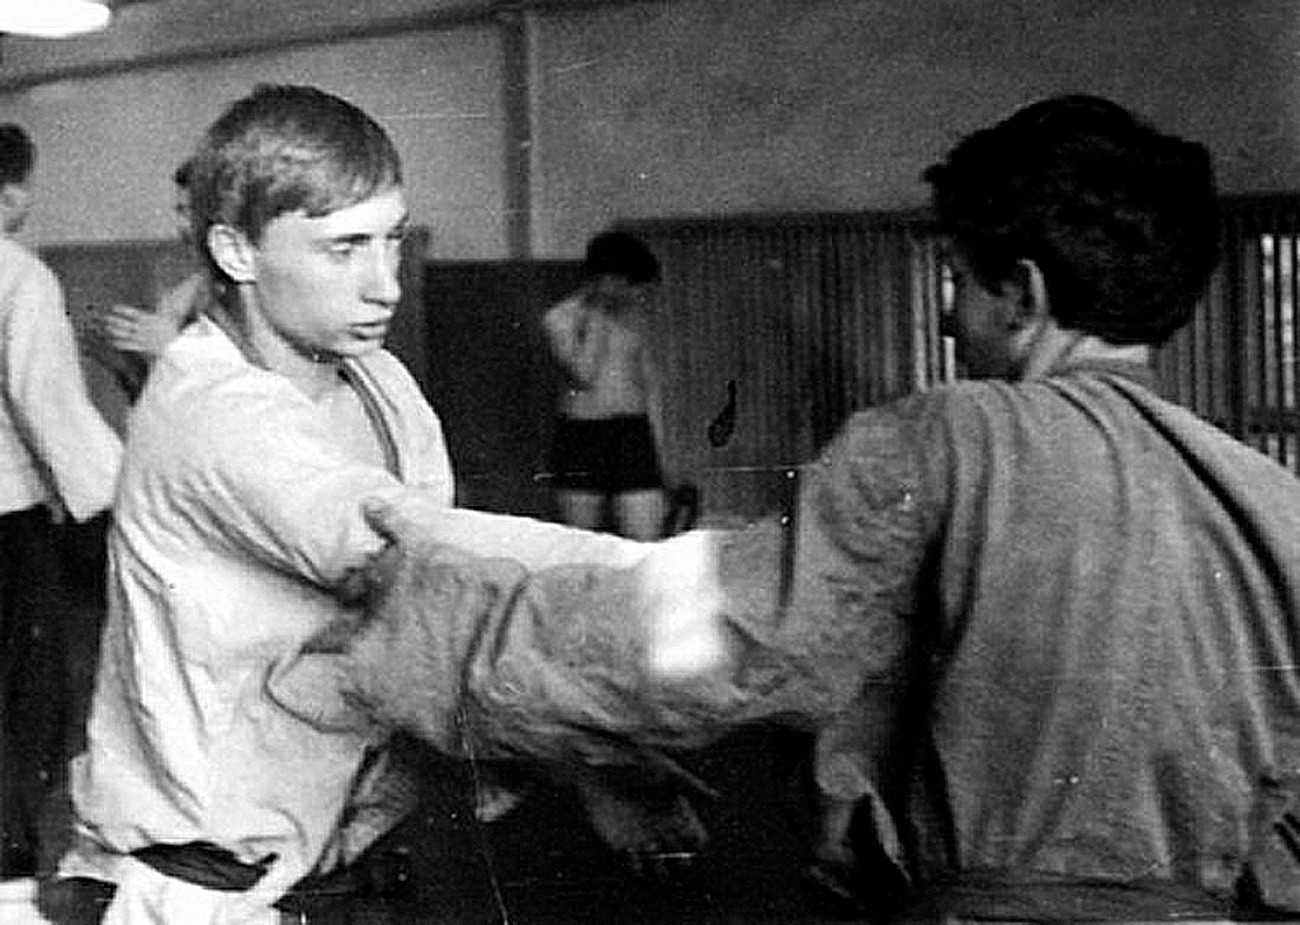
[207,224,256,284]
[0,182,23,214]
[1007,258,1050,328]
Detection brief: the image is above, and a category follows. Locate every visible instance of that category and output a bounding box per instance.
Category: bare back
[544,293,651,419]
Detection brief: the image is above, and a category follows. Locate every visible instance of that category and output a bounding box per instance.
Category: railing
[1161,195,1300,472]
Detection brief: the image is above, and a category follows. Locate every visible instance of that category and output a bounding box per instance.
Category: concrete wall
[0,0,1294,258]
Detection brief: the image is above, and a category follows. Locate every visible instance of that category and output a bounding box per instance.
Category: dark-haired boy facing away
[748,94,1300,920]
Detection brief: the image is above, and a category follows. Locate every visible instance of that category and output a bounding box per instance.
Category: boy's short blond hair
[189,84,402,286]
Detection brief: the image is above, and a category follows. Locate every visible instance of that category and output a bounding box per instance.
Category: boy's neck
[1017,321,1152,381]
[280,350,346,399]
[215,298,345,399]
[253,333,344,399]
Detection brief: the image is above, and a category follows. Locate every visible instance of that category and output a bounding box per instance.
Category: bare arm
[100,303,180,357]
[641,332,668,473]
[155,272,205,328]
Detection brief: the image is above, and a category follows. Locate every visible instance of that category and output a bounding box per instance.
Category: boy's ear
[1007,258,1050,328]
[0,182,21,222]
[591,274,619,300]
[206,224,257,284]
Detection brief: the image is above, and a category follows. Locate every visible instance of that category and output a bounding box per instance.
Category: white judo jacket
[63,316,453,922]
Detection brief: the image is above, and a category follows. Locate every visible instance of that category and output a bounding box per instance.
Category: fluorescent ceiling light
[0,0,111,38]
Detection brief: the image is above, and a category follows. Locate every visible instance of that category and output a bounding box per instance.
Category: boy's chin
[335,336,388,357]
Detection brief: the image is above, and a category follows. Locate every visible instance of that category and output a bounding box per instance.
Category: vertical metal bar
[819,220,837,439]
[1228,209,1253,444]
[1184,288,1198,415]
[1255,226,1265,452]
[883,221,906,404]
[1203,257,1220,425]
[783,225,805,466]
[849,222,867,412]
[1256,226,1269,454]
[1284,231,1294,472]
[1198,276,1210,418]
[827,221,844,434]
[1274,226,1286,465]
[851,222,869,410]
[908,230,931,391]
[867,221,885,406]
[851,221,869,414]
[800,224,819,455]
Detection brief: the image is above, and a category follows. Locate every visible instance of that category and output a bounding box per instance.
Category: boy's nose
[364,245,402,305]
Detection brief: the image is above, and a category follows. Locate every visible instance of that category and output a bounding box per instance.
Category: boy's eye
[325,229,405,258]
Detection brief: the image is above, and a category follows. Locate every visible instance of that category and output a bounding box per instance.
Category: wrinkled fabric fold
[269,520,792,768]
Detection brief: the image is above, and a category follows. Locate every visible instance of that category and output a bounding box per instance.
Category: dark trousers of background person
[0,506,107,879]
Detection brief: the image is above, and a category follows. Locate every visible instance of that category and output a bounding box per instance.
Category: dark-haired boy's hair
[0,124,35,188]
[583,230,660,285]
[189,84,401,281]
[924,94,1219,345]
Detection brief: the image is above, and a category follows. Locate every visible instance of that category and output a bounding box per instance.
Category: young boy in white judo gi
[47,83,456,924]
[52,81,647,924]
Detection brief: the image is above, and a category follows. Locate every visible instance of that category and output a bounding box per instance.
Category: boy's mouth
[351,320,391,338]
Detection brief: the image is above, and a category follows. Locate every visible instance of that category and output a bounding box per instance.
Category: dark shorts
[548,415,664,492]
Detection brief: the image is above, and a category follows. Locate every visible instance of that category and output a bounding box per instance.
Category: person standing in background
[0,123,122,878]
[543,230,669,540]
